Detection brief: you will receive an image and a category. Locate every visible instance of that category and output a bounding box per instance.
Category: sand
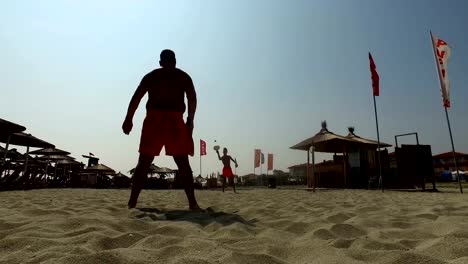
[1,188,468,264]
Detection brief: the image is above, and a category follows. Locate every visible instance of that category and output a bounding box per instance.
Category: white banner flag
[431,32,451,108]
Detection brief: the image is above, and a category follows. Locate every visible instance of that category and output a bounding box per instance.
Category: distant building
[433,152,468,175]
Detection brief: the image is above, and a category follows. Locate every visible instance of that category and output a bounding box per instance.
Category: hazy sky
[2,0,468,176]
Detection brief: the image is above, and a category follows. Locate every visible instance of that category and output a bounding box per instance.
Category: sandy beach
[1,188,468,264]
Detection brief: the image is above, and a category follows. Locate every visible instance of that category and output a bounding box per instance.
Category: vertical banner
[200,139,206,156]
[431,32,451,108]
[267,154,273,171]
[254,149,261,168]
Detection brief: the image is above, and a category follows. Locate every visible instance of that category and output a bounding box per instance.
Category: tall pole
[312,147,315,192]
[199,153,202,178]
[2,134,11,166]
[445,107,463,193]
[373,95,383,192]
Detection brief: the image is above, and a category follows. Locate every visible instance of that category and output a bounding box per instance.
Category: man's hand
[122,118,133,135]
[186,117,194,135]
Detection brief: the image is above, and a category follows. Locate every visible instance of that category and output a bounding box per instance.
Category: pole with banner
[254,149,261,184]
[369,52,383,192]
[200,139,206,178]
[430,31,462,194]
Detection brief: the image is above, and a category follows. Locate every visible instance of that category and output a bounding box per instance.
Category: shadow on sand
[134,207,257,227]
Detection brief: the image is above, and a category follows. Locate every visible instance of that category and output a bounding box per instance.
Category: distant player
[216,147,238,192]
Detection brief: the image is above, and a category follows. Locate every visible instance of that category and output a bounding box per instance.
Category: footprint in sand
[330,238,355,249]
[326,213,355,224]
[329,224,366,239]
[414,213,439,221]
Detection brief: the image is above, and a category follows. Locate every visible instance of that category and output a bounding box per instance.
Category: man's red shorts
[139,110,194,156]
[223,167,234,178]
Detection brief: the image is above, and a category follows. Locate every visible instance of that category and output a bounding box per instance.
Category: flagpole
[373,95,383,192]
[445,107,463,193]
[430,31,462,194]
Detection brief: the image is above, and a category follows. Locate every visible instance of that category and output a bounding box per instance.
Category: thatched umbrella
[291,121,360,190]
[0,118,26,134]
[1,118,26,165]
[128,164,175,178]
[86,164,116,175]
[32,149,73,177]
[30,148,70,156]
[0,132,54,173]
[345,127,391,149]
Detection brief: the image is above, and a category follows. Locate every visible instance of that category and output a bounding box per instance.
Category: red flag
[254,149,261,168]
[369,52,379,96]
[200,139,206,156]
[267,154,273,171]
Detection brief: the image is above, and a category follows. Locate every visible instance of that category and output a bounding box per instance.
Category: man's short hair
[160,49,176,65]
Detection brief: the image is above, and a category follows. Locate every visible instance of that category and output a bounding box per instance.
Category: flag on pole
[254,149,261,168]
[431,32,451,108]
[369,52,379,96]
[267,154,273,171]
[261,153,265,164]
[200,139,206,156]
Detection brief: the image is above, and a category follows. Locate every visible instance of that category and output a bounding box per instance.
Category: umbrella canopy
[0,118,26,134]
[30,148,70,156]
[114,172,129,178]
[345,127,391,149]
[55,159,82,166]
[290,122,358,153]
[154,166,175,173]
[0,147,23,160]
[0,132,54,148]
[37,155,75,161]
[128,164,175,175]
[86,164,115,174]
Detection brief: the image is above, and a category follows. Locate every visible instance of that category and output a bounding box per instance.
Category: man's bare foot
[128,199,137,209]
[189,204,204,212]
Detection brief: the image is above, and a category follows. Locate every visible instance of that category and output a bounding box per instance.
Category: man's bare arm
[186,76,197,123]
[125,82,147,121]
[122,78,147,135]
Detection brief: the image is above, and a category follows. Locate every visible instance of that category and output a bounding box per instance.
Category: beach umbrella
[290,121,360,190]
[0,118,26,134]
[37,155,75,161]
[86,164,116,175]
[0,132,54,173]
[32,149,73,176]
[345,127,391,149]
[0,118,26,165]
[30,148,70,156]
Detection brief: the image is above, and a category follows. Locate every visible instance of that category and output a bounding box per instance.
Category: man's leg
[173,155,200,210]
[128,154,154,208]
[231,177,236,193]
[222,175,225,192]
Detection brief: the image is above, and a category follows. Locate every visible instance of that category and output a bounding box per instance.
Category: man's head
[223,148,228,155]
[159,49,176,68]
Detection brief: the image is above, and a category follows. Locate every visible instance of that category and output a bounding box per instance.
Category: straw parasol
[345,127,391,149]
[290,121,360,190]
[86,164,116,175]
[0,132,54,149]
[0,132,54,172]
[30,148,70,156]
[0,118,26,134]
[0,118,26,166]
[37,155,75,161]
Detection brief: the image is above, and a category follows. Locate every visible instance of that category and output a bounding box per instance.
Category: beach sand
[1,188,468,264]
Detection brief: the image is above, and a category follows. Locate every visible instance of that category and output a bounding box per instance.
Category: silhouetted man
[216,147,238,192]
[122,49,200,210]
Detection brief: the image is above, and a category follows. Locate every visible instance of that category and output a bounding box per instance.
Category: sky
[1,0,468,177]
